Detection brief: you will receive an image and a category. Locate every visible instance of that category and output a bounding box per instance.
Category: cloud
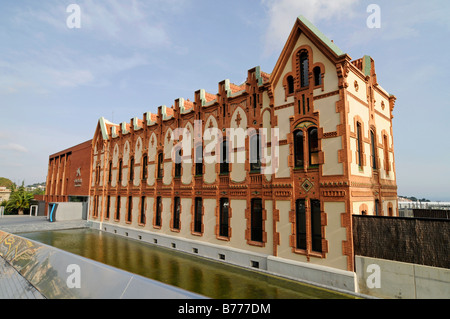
[262,0,359,56]
[0,143,28,153]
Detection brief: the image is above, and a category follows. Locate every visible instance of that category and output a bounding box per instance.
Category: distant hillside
[0,177,14,189]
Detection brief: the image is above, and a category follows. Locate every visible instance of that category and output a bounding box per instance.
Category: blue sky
[0,0,449,201]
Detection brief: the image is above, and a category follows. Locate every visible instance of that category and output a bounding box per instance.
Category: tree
[5,183,34,215]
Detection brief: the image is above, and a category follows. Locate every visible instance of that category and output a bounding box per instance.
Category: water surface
[23,228,355,299]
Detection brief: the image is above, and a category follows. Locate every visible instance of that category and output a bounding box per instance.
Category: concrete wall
[92,221,357,293]
[355,256,450,299]
[52,202,84,221]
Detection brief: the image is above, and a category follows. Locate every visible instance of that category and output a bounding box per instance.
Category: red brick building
[44,140,92,215]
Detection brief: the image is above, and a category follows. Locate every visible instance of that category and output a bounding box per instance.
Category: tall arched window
[195,144,203,176]
[356,122,363,168]
[129,158,134,182]
[174,147,182,178]
[108,161,112,183]
[308,127,319,166]
[250,133,261,172]
[383,135,390,172]
[287,75,294,94]
[220,139,229,174]
[118,160,123,183]
[294,130,304,168]
[370,130,377,170]
[299,51,309,87]
[313,66,322,86]
[142,155,148,180]
[157,153,164,178]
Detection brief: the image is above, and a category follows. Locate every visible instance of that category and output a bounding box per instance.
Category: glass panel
[173,197,180,229]
[250,134,261,172]
[300,51,309,87]
[308,127,319,166]
[194,198,202,233]
[251,199,263,242]
[370,131,377,169]
[311,200,322,252]
[219,198,229,237]
[155,197,162,227]
[296,199,306,250]
[294,130,304,168]
[220,141,229,174]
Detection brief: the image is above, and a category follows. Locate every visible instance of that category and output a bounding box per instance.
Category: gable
[270,15,350,91]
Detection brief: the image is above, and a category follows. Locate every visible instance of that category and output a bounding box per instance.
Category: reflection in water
[23,229,354,299]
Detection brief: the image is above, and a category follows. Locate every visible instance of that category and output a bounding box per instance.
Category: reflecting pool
[22,228,356,299]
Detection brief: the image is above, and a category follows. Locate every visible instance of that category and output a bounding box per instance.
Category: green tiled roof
[298,15,345,57]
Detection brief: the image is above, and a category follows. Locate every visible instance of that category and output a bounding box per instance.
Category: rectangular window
[108,161,112,183]
[106,195,111,219]
[311,200,322,252]
[195,145,203,176]
[142,155,148,180]
[370,131,377,170]
[172,197,181,230]
[155,196,162,227]
[118,160,123,183]
[126,196,132,222]
[250,198,263,243]
[115,196,121,220]
[174,148,182,178]
[357,122,363,168]
[157,153,164,178]
[194,197,202,233]
[129,158,134,182]
[383,135,390,172]
[295,199,307,250]
[220,141,229,174]
[139,196,146,224]
[219,198,229,238]
[250,134,261,172]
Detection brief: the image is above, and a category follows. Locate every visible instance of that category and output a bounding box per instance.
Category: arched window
[129,158,134,182]
[370,130,377,170]
[383,135,390,172]
[294,130,304,168]
[299,51,309,87]
[174,147,182,178]
[142,155,148,180]
[356,122,363,168]
[287,75,294,94]
[118,160,123,183]
[108,161,112,183]
[313,66,322,86]
[308,127,319,166]
[250,133,261,172]
[195,144,203,176]
[157,153,164,178]
[220,139,229,174]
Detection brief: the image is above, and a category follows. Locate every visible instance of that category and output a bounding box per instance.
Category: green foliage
[5,183,34,215]
[0,177,14,189]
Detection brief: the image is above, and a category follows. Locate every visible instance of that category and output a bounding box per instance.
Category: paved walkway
[0,215,89,234]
